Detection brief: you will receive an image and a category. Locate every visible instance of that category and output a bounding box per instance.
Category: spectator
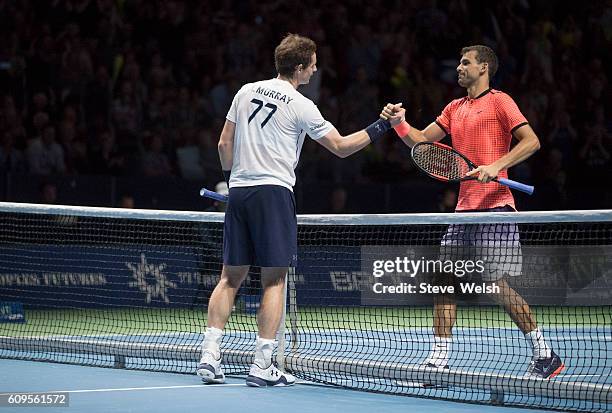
[26,125,66,175]
[197,129,222,178]
[30,111,50,142]
[330,187,349,214]
[39,181,58,204]
[112,81,141,136]
[547,110,577,164]
[141,132,172,177]
[579,126,611,172]
[437,188,458,213]
[0,131,26,173]
[176,128,209,181]
[119,194,136,209]
[83,65,112,128]
[0,1,607,211]
[90,128,126,175]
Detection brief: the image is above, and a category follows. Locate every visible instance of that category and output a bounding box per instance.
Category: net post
[288,267,299,352]
[275,269,289,370]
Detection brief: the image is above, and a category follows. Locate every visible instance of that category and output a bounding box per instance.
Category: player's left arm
[468,92,541,183]
[316,127,373,158]
[305,99,389,158]
[467,124,541,182]
[497,124,541,169]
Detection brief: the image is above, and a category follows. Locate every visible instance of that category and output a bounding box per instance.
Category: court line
[0,384,247,395]
[0,380,321,395]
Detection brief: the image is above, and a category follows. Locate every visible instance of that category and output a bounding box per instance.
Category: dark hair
[461,45,498,78]
[274,34,316,77]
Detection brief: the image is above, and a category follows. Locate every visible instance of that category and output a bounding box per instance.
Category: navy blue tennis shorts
[223,185,297,267]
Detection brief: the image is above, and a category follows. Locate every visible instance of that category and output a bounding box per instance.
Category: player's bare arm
[466,124,541,183]
[218,120,236,170]
[316,128,373,158]
[315,113,391,158]
[380,103,445,147]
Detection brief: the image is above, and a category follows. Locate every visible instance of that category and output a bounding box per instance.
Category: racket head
[411,142,474,182]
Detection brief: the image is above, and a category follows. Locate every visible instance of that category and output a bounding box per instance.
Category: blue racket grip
[199,188,228,203]
[496,178,534,195]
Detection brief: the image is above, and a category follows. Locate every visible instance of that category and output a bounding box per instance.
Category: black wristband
[222,170,231,186]
[365,119,391,143]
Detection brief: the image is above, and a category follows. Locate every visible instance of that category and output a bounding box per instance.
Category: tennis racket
[411,142,534,195]
[199,188,228,203]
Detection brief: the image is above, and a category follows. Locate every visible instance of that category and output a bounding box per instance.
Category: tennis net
[0,202,610,412]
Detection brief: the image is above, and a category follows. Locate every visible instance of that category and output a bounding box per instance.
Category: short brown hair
[461,45,498,78]
[274,34,316,77]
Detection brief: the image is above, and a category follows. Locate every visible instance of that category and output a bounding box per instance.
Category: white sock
[202,327,223,360]
[525,328,551,359]
[254,337,275,369]
[425,336,452,367]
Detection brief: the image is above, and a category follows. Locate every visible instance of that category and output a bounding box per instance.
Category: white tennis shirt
[226,78,333,191]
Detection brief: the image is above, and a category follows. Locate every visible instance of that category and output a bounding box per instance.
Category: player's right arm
[219,83,248,183]
[218,120,235,177]
[380,103,445,147]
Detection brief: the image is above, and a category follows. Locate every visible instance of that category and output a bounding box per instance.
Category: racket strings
[413,144,471,180]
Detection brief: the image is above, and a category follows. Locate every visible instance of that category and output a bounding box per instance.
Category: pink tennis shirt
[435,89,528,211]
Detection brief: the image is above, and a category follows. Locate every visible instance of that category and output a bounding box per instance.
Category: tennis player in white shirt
[197,33,391,387]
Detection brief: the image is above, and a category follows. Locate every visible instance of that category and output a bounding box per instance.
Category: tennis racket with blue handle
[199,188,228,203]
[411,142,534,195]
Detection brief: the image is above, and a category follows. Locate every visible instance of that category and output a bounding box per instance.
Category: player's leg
[423,224,464,370]
[198,265,250,383]
[489,277,536,334]
[246,266,296,387]
[483,220,564,379]
[426,289,455,369]
[198,186,253,383]
[408,274,454,388]
[489,278,564,378]
[244,185,297,387]
[257,267,288,340]
[207,265,250,329]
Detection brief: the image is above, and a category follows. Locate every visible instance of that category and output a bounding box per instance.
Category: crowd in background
[0,0,609,210]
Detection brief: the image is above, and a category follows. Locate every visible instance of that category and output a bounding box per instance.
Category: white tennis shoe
[196,350,225,384]
[246,363,296,387]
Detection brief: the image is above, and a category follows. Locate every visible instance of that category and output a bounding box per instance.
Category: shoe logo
[271,370,279,377]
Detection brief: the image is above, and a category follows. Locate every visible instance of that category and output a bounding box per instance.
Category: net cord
[0,202,610,225]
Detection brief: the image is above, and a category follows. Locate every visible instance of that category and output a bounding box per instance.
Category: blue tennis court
[2,326,610,411]
[0,358,574,413]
